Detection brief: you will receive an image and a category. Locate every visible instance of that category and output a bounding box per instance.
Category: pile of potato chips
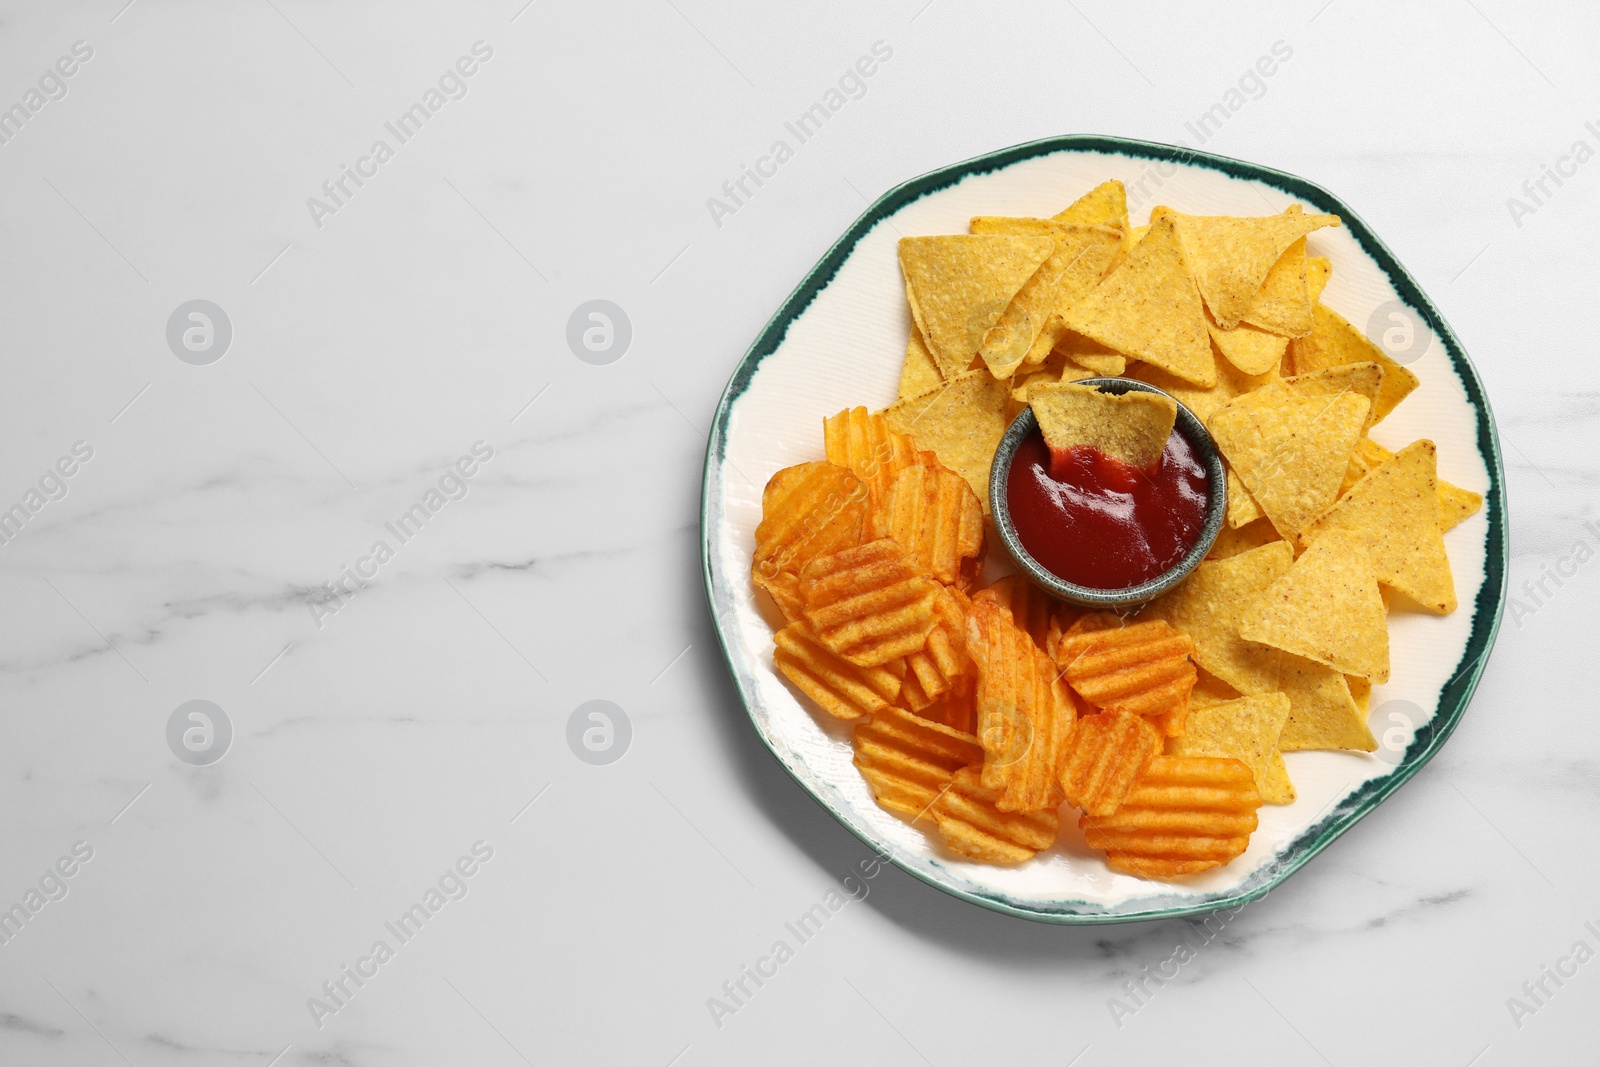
[751,179,1482,880]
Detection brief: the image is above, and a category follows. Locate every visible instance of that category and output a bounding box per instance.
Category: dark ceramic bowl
[988,376,1227,608]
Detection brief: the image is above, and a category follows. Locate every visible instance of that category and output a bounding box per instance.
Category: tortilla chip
[1029,382,1177,470]
[1226,467,1263,528]
[1055,179,1128,229]
[883,370,1010,509]
[1166,692,1291,802]
[1141,542,1295,696]
[1209,316,1289,376]
[1273,655,1375,751]
[1304,256,1332,305]
[1208,516,1281,560]
[1290,304,1418,423]
[899,328,944,399]
[1239,530,1391,683]
[1053,330,1126,377]
[899,234,1055,379]
[1209,390,1368,540]
[1128,357,1278,427]
[1280,362,1384,432]
[1347,675,1371,715]
[1241,236,1314,337]
[1301,440,1457,614]
[1355,437,1483,531]
[1190,666,1242,708]
[1168,207,1341,328]
[968,219,1125,377]
[1061,214,1216,387]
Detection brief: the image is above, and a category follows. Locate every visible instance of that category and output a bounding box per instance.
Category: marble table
[0,1,1592,1063]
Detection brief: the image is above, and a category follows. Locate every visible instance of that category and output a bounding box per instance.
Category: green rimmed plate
[700,136,1507,924]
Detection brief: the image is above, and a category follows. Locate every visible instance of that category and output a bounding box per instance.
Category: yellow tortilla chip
[1128,357,1278,427]
[1028,382,1177,470]
[1208,516,1281,560]
[1053,330,1126,377]
[883,370,1010,509]
[1305,256,1332,304]
[1275,654,1375,751]
[1240,236,1314,337]
[1301,440,1458,614]
[1290,304,1418,423]
[1141,542,1374,751]
[1054,179,1128,229]
[1010,353,1099,406]
[1347,675,1371,715]
[1209,390,1368,540]
[1355,437,1483,531]
[899,234,1054,379]
[1190,666,1242,708]
[969,219,1124,376]
[1166,692,1291,803]
[1142,541,1294,695]
[1280,362,1384,433]
[1261,753,1296,804]
[1168,207,1341,328]
[1226,468,1263,528]
[1061,214,1216,387]
[898,329,943,399]
[1209,316,1289,376]
[1239,530,1391,683]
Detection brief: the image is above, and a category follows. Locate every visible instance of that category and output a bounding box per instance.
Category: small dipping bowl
[988,377,1227,608]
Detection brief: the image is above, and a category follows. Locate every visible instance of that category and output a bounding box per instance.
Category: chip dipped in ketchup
[1005,426,1209,590]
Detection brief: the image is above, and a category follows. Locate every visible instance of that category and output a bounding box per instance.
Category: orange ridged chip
[1059,709,1163,817]
[967,595,1076,813]
[800,538,940,666]
[901,585,971,709]
[823,406,935,510]
[912,683,977,734]
[871,464,984,586]
[1080,755,1262,879]
[933,766,1059,864]
[753,462,868,621]
[773,623,904,721]
[853,706,982,824]
[979,575,1077,654]
[1054,618,1197,721]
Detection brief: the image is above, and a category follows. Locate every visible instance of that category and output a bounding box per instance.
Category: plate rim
[699,133,1509,924]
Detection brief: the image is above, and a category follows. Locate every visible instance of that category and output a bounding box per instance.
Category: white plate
[701,136,1507,923]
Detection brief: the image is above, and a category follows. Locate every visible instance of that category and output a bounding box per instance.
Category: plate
[700,136,1507,923]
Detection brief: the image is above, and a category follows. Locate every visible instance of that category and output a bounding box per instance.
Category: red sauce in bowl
[1004,428,1209,590]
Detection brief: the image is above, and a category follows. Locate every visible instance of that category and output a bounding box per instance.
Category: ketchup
[1005,429,1208,589]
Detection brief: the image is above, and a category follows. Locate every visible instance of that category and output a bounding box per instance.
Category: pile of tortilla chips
[750,179,1483,880]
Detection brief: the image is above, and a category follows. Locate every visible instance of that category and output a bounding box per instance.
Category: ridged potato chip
[1054,618,1197,724]
[870,464,984,586]
[1059,709,1163,817]
[967,595,1076,812]
[1080,756,1262,879]
[901,585,971,709]
[774,623,904,720]
[933,766,1059,864]
[823,406,935,510]
[754,462,868,620]
[854,706,983,824]
[800,538,940,666]
[980,575,1076,654]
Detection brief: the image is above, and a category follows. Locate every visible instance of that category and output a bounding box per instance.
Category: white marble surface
[0,1,1592,1064]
